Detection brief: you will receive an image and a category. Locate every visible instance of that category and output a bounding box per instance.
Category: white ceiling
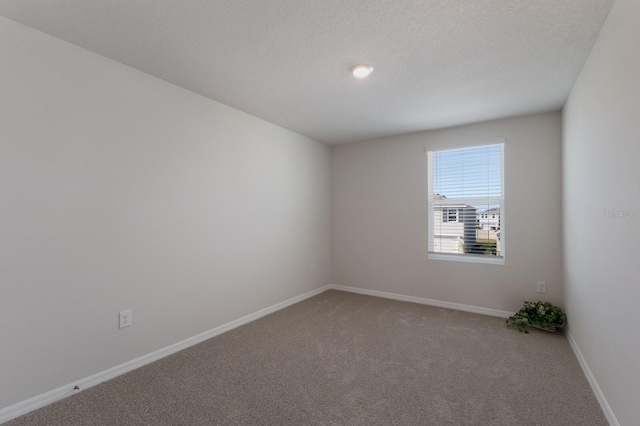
[0,0,614,145]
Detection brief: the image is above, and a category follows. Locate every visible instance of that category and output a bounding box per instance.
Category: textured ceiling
[0,0,614,145]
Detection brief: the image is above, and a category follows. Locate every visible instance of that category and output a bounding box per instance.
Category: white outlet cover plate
[119,310,132,329]
[536,281,547,293]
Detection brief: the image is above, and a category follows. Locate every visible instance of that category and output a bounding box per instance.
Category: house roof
[435,204,477,210]
[0,1,614,145]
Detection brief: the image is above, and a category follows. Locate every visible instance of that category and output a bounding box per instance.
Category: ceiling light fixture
[350,64,374,78]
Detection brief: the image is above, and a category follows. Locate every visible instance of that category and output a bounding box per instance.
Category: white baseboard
[327,284,515,318]
[566,329,618,426]
[0,285,331,424]
[7,285,609,425]
[330,285,619,424]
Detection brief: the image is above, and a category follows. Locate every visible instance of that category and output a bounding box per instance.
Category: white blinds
[427,142,504,261]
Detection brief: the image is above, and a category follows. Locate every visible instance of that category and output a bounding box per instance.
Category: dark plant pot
[529,324,557,332]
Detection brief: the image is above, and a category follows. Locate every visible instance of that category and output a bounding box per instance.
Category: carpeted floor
[7,290,607,425]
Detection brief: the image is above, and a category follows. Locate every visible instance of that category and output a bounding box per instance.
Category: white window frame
[427,140,505,265]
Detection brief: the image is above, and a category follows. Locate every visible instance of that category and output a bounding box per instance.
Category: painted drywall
[563,0,640,423]
[331,112,563,312]
[0,17,330,410]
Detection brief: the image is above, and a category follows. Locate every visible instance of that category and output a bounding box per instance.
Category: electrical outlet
[119,310,132,329]
[536,281,547,293]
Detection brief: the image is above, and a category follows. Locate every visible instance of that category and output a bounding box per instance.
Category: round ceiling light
[350,64,374,78]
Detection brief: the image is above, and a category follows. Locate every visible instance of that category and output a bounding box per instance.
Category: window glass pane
[428,142,504,261]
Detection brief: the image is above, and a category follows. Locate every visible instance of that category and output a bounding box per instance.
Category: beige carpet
[7,290,607,425]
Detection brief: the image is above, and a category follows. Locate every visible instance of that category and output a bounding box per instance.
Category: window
[442,208,458,222]
[427,141,504,264]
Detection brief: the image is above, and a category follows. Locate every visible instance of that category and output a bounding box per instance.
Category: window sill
[428,252,505,265]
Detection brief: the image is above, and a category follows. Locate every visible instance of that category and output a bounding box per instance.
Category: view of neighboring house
[477,207,500,230]
[433,195,477,254]
[432,195,503,256]
[477,207,502,256]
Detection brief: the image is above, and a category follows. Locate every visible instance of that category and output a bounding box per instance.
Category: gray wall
[563,0,640,423]
[0,17,331,409]
[331,111,563,312]
[5,1,638,422]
